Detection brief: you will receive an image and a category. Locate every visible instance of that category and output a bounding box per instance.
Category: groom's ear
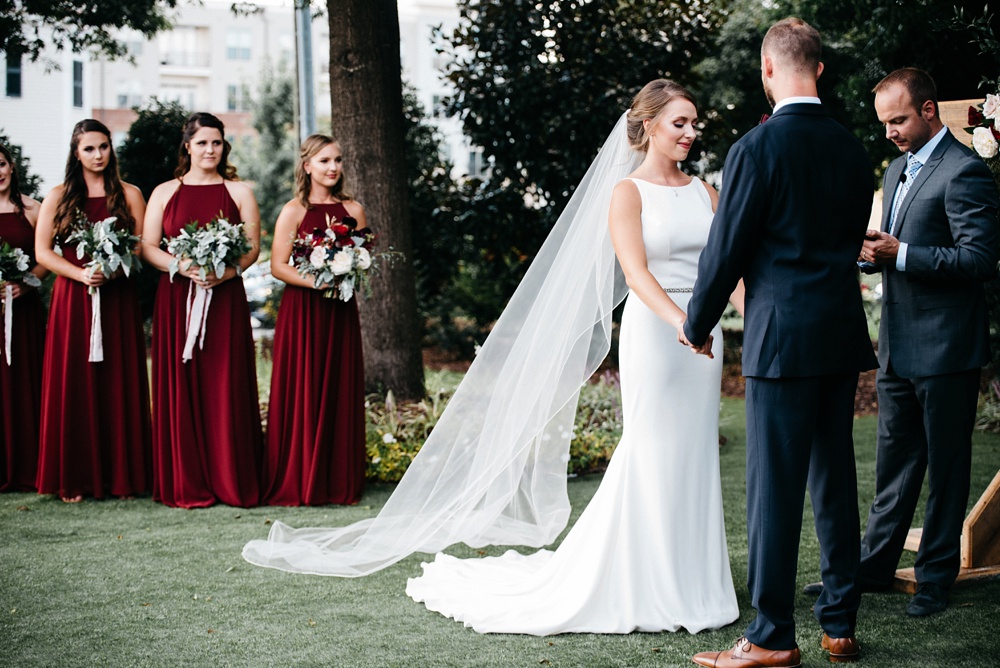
[761,53,774,78]
[816,61,824,80]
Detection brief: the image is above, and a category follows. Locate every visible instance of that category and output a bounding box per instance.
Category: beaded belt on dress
[664,287,694,293]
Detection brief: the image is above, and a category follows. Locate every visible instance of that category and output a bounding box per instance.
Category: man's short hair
[873,68,939,117]
[761,17,822,73]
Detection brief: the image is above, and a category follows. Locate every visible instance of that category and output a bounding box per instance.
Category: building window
[5,51,22,97]
[72,60,84,107]
[468,149,485,178]
[226,29,252,61]
[227,84,238,112]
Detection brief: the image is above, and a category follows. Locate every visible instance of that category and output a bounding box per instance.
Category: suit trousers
[860,365,980,588]
[744,373,861,650]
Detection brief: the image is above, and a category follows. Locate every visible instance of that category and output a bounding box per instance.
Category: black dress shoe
[803,581,823,596]
[906,582,948,617]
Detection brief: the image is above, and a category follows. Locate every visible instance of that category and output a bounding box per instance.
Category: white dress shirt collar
[772,96,821,113]
[910,125,949,165]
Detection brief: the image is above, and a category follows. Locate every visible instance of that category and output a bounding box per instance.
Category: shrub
[363,369,626,482]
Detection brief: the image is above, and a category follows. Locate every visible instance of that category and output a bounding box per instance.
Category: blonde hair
[294,134,351,208]
[625,80,697,153]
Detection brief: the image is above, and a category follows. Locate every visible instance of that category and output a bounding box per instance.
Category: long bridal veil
[243,112,643,577]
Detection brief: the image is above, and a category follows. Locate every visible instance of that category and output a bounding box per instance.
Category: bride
[244,80,743,635]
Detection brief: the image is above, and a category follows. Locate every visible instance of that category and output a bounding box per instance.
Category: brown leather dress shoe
[821,633,859,663]
[692,637,802,668]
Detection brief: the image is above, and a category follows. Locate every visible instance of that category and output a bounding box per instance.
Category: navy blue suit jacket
[876,131,999,378]
[684,103,877,377]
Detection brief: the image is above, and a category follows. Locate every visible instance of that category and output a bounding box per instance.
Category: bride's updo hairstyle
[626,79,697,153]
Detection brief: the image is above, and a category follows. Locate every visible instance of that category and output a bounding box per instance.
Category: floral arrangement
[61,212,141,362]
[0,242,41,290]
[967,90,1000,171]
[0,241,42,366]
[165,215,252,282]
[165,215,253,362]
[290,213,377,301]
[64,213,141,293]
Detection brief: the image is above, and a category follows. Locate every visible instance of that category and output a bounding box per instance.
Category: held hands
[676,316,715,359]
[0,281,34,298]
[859,229,899,266]
[78,266,108,288]
[179,259,232,289]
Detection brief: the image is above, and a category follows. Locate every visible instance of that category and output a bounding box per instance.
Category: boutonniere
[759,113,770,125]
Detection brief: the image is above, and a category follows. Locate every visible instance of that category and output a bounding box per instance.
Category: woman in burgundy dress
[142,112,263,508]
[263,134,366,505]
[0,144,46,492]
[34,120,152,502]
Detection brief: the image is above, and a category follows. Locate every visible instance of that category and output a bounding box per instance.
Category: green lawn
[2,398,999,667]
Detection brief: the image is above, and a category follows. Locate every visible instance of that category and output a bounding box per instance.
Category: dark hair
[761,17,822,74]
[294,134,352,208]
[625,79,698,153]
[53,119,134,238]
[0,144,26,217]
[174,112,239,180]
[873,67,939,117]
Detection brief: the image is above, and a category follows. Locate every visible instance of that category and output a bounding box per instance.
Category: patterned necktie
[888,154,922,236]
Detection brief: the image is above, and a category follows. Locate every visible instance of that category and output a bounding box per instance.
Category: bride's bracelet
[664,287,694,293]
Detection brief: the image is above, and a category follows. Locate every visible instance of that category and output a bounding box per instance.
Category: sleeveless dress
[0,210,45,492]
[36,198,152,499]
[151,182,262,508]
[405,178,739,634]
[263,202,366,506]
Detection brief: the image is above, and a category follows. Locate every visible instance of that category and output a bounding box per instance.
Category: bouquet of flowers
[63,212,141,362]
[290,213,378,301]
[165,214,253,361]
[0,241,42,366]
[64,213,141,291]
[165,216,252,282]
[967,89,1000,177]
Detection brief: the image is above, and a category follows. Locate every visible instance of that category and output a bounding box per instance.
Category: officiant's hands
[860,229,899,265]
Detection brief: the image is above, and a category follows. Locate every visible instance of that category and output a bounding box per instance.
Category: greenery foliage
[234,60,297,242]
[363,369,628,482]
[0,130,42,199]
[117,98,187,199]
[117,98,188,324]
[0,0,178,64]
[432,0,727,338]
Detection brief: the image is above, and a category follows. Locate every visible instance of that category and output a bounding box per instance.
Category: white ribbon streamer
[3,284,12,366]
[88,287,104,362]
[182,282,213,362]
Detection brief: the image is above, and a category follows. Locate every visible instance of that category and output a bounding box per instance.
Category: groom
[680,18,876,667]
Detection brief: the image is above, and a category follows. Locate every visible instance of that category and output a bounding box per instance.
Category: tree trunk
[327,0,424,399]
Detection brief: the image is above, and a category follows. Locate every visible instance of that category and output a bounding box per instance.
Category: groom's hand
[677,319,715,359]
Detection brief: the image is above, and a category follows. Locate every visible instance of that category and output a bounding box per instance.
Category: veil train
[242,112,643,577]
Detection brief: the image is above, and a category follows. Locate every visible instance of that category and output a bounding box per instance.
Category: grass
[2,398,1000,667]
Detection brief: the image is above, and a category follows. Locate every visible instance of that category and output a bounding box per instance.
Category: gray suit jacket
[878,130,1000,378]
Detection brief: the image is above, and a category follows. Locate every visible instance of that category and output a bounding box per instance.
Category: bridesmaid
[263,135,366,505]
[142,112,263,508]
[0,144,46,492]
[34,120,152,502]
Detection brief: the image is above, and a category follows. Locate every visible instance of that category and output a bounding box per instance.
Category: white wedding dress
[405,177,739,635]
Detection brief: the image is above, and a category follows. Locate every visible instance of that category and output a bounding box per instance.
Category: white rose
[983,93,1000,119]
[309,246,328,268]
[330,249,354,275]
[382,433,397,444]
[972,127,999,159]
[355,247,372,270]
